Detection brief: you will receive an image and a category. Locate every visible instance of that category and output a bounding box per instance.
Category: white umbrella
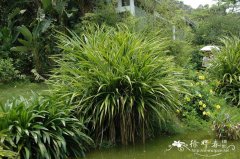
[200,45,220,52]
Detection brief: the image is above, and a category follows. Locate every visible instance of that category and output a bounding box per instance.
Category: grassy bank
[0,82,48,103]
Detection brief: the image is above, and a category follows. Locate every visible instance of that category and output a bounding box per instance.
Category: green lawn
[0,82,48,104]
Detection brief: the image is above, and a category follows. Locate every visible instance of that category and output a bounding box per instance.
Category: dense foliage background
[0,0,240,158]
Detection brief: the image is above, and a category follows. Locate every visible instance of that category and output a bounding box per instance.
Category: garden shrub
[50,25,188,145]
[75,1,131,34]
[191,49,204,70]
[0,95,93,159]
[82,3,125,26]
[208,36,240,106]
[0,27,12,59]
[167,40,193,67]
[0,58,19,83]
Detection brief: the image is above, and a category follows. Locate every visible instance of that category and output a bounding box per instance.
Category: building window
[122,0,130,6]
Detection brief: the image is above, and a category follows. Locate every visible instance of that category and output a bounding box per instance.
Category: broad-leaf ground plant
[0,95,93,159]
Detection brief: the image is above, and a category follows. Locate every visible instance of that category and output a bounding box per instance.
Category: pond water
[85,131,240,159]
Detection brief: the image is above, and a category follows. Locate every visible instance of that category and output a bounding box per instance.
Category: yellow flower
[198,75,205,80]
[215,105,221,110]
[209,89,214,94]
[176,109,180,113]
[216,80,221,86]
[197,94,202,98]
[202,104,206,108]
[200,107,203,110]
[203,111,211,116]
[199,101,203,105]
[185,96,191,102]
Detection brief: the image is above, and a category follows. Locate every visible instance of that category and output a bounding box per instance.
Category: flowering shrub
[177,71,227,129]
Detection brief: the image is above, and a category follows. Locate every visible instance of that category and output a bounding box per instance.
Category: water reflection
[85,131,240,159]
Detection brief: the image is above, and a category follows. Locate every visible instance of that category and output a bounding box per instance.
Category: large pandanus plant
[208,36,240,106]
[49,25,187,145]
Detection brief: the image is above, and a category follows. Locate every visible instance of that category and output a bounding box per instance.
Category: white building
[200,45,220,68]
[116,0,135,16]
